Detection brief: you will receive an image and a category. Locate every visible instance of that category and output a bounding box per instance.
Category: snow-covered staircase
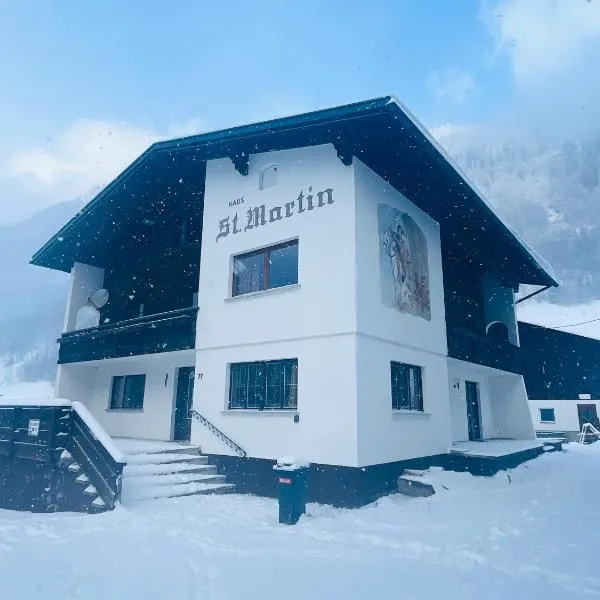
[120,443,234,504]
[58,449,111,513]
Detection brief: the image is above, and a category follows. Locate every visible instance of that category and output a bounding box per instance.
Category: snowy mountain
[434,125,600,303]
[0,199,83,384]
[2,128,600,383]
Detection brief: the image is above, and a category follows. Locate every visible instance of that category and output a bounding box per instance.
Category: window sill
[225,283,300,303]
[220,410,298,416]
[540,421,556,424]
[106,409,144,413]
[392,410,431,417]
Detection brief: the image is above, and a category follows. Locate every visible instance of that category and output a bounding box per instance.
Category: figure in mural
[378,204,431,320]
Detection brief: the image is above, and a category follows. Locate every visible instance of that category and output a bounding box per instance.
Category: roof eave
[383,97,558,288]
[30,95,558,288]
[30,97,394,272]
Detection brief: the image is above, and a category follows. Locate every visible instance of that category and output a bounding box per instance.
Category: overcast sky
[0,0,599,224]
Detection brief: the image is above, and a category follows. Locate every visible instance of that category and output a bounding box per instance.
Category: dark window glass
[228,359,298,410]
[539,408,555,423]
[229,363,248,409]
[391,362,423,411]
[233,252,265,296]
[110,374,145,410]
[268,242,299,289]
[247,362,267,409]
[232,240,298,297]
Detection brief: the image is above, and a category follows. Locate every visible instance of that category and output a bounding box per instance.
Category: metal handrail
[190,409,247,457]
[60,306,198,340]
[578,422,600,445]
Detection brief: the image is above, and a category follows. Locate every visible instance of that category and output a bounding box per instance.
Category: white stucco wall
[529,399,600,433]
[194,336,358,464]
[356,336,451,464]
[448,361,494,441]
[192,144,359,464]
[490,376,535,439]
[63,262,105,332]
[56,351,195,441]
[448,359,536,441]
[353,159,452,464]
[354,160,447,355]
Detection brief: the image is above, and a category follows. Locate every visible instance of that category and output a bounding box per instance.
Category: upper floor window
[229,359,298,410]
[391,361,423,411]
[110,374,146,410]
[232,240,298,297]
[539,408,555,423]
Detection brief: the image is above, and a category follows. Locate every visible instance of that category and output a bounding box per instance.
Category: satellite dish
[73,289,109,330]
[89,288,109,309]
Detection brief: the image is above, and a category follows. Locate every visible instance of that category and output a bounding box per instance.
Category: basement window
[110,374,146,410]
[539,408,555,423]
[391,362,423,412]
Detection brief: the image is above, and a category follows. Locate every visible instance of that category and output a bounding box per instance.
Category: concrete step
[122,444,203,456]
[124,462,217,477]
[91,496,106,509]
[397,476,436,498]
[124,472,227,490]
[83,484,98,497]
[122,482,235,504]
[117,443,234,505]
[125,452,208,466]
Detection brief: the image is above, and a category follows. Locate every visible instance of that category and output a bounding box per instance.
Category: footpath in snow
[0,444,599,600]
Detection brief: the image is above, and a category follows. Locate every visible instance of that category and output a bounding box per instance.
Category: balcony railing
[446,323,521,374]
[58,307,198,364]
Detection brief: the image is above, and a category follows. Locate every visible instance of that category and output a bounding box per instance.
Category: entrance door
[173,367,195,441]
[577,404,599,430]
[465,380,482,441]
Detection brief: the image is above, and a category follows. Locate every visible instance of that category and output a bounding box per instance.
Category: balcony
[446,323,521,374]
[58,307,198,364]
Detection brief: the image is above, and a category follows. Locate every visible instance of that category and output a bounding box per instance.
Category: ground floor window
[229,359,298,410]
[391,362,423,411]
[539,407,555,423]
[110,374,146,410]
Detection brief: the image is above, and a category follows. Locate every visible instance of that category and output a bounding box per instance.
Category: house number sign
[28,419,40,437]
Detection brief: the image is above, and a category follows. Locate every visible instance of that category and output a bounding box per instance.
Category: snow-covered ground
[0,379,53,399]
[1,445,599,599]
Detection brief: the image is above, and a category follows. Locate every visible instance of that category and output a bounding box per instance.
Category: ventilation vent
[259,164,278,190]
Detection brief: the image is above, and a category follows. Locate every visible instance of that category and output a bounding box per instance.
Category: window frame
[231,239,298,297]
[539,407,556,423]
[390,361,424,412]
[109,374,146,411]
[228,359,298,411]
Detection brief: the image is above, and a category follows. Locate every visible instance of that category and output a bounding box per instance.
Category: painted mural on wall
[378,203,431,320]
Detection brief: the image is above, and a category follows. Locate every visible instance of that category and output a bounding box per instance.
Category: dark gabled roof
[30,95,558,287]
